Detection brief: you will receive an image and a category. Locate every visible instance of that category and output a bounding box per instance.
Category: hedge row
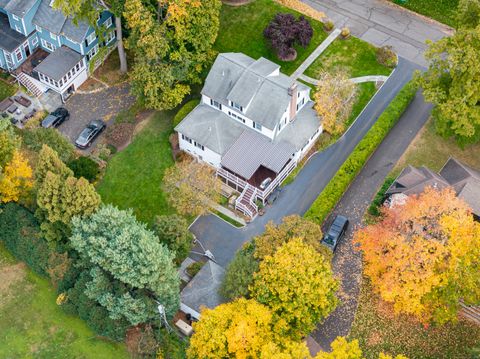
[305,80,418,224]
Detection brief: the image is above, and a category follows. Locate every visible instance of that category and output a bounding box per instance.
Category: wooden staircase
[235,184,258,219]
[460,303,480,325]
[16,72,45,98]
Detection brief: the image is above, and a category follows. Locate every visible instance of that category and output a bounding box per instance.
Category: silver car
[75,119,105,149]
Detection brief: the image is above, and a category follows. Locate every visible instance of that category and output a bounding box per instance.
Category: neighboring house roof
[180,260,225,315]
[175,104,246,156]
[202,53,309,131]
[34,46,83,80]
[0,12,28,52]
[33,0,89,42]
[387,158,480,216]
[4,0,38,17]
[275,101,321,151]
[221,130,295,180]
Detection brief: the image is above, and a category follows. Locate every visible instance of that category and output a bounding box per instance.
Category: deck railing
[235,184,258,219]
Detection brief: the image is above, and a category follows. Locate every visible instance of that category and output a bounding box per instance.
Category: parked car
[41,107,70,128]
[260,177,272,190]
[322,215,349,251]
[75,119,106,149]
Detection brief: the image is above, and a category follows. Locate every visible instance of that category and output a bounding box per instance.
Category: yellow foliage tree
[314,72,357,136]
[187,298,310,359]
[163,160,221,217]
[0,150,33,203]
[355,187,480,323]
[314,337,408,359]
[251,238,339,339]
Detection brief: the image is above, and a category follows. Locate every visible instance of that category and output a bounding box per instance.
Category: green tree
[0,121,21,168]
[419,26,480,145]
[70,205,180,321]
[153,214,193,264]
[457,0,480,28]
[220,242,259,300]
[53,0,128,72]
[34,144,73,187]
[254,215,330,261]
[251,238,339,339]
[124,0,221,110]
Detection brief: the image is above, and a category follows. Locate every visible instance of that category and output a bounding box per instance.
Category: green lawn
[346,82,377,127]
[350,279,480,358]
[391,0,458,28]
[0,243,128,359]
[0,79,15,101]
[304,36,393,79]
[393,117,480,175]
[97,111,176,224]
[215,0,328,75]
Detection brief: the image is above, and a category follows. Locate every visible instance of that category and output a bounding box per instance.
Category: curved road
[189,57,419,267]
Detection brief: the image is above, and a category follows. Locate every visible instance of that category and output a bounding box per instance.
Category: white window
[15,48,23,62]
[75,63,80,71]
[35,25,42,32]
[194,141,205,151]
[12,14,19,21]
[230,101,243,112]
[31,37,38,47]
[86,32,96,46]
[15,25,22,33]
[103,17,112,28]
[181,134,192,144]
[50,32,57,41]
[41,39,56,52]
[253,122,262,131]
[67,71,72,80]
[86,44,99,61]
[105,30,115,44]
[210,99,222,110]
[5,53,13,67]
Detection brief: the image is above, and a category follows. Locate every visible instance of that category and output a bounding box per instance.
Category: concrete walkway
[209,202,246,227]
[291,28,341,80]
[301,0,452,66]
[351,75,388,83]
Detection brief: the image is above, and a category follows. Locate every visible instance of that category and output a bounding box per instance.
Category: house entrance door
[23,42,30,57]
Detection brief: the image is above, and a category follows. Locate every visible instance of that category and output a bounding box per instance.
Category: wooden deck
[14,48,50,77]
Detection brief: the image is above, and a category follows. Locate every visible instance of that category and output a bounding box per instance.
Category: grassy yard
[350,279,480,358]
[97,110,176,224]
[0,243,128,359]
[346,82,377,127]
[304,36,393,79]
[0,79,15,101]
[391,0,458,28]
[393,117,480,175]
[215,0,328,75]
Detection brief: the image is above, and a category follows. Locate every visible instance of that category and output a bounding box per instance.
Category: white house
[175,53,323,218]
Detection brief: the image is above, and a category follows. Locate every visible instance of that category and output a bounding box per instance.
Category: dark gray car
[41,107,69,128]
[322,215,349,251]
[75,119,105,149]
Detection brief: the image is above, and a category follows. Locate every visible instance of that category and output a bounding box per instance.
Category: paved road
[311,90,432,350]
[189,57,420,267]
[301,0,452,66]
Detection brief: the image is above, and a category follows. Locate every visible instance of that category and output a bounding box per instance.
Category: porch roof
[221,130,295,180]
[0,13,27,52]
[34,46,83,81]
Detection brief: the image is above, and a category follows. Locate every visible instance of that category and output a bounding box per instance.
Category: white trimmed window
[253,122,262,131]
[181,134,192,144]
[86,44,99,61]
[15,25,22,33]
[86,32,96,46]
[12,14,19,21]
[105,30,115,44]
[15,48,23,62]
[35,25,42,32]
[32,37,38,46]
[194,141,205,151]
[41,39,56,52]
[50,32,57,40]
[210,99,222,110]
[103,17,112,28]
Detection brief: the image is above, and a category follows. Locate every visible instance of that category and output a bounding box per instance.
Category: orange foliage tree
[355,187,480,323]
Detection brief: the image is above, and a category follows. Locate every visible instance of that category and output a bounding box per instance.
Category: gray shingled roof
[175,104,246,156]
[221,130,295,180]
[386,166,449,196]
[0,0,10,8]
[34,46,83,80]
[202,53,309,131]
[180,260,225,315]
[32,0,89,42]
[4,0,38,17]
[275,101,321,151]
[0,13,28,52]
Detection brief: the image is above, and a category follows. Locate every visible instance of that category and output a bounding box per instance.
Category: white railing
[256,160,297,202]
[235,184,258,219]
[217,167,248,191]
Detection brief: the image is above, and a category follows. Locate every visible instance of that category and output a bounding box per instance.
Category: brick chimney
[288,83,298,121]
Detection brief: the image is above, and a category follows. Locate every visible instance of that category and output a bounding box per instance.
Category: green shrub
[68,156,100,182]
[0,203,51,276]
[220,242,259,300]
[186,262,204,277]
[376,45,397,68]
[367,176,395,217]
[305,80,418,224]
[173,99,200,127]
[22,128,75,163]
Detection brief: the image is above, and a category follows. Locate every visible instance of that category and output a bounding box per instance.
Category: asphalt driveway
[58,83,135,151]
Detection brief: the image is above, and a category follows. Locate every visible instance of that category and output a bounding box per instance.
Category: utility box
[175,319,193,336]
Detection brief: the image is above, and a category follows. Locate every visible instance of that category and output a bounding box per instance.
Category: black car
[41,107,69,128]
[75,119,106,149]
[322,215,349,251]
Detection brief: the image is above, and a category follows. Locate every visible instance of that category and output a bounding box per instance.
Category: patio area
[14,48,50,79]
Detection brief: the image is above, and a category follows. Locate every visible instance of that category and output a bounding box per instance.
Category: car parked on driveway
[75,119,106,149]
[322,215,349,251]
[41,107,70,128]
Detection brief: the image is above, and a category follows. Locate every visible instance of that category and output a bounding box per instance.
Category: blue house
[0,0,116,101]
